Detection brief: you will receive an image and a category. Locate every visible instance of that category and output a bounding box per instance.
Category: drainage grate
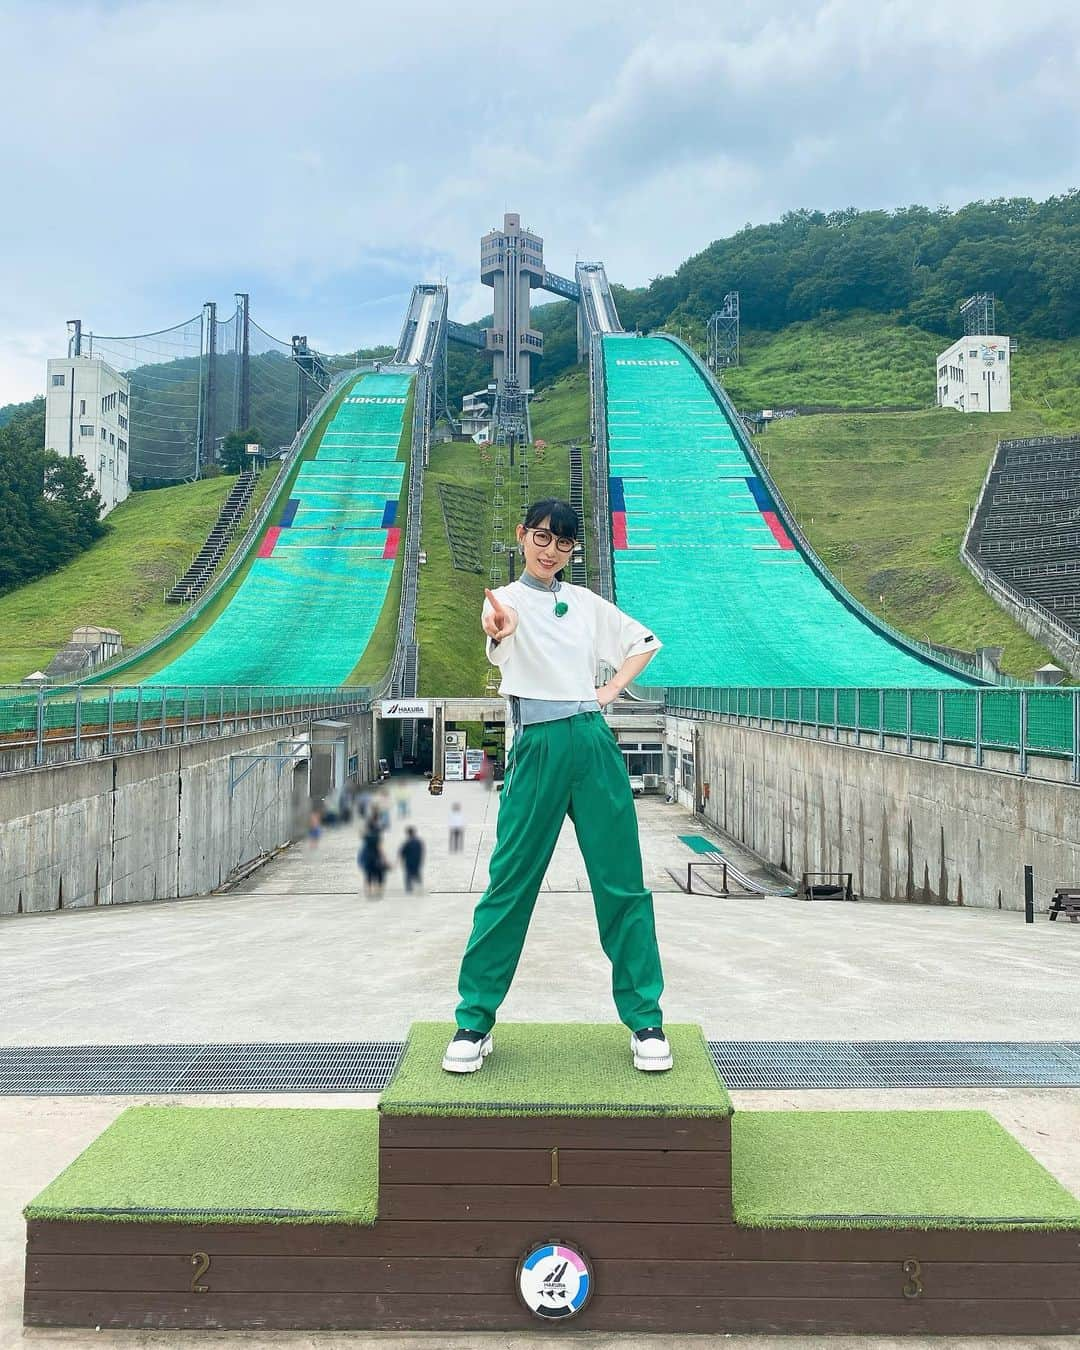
[710,1041,1080,1090]
[0,1042,403,1096]
[2,1041,1079,1096]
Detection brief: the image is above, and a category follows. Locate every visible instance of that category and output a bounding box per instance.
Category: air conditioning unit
[643,774,660,789]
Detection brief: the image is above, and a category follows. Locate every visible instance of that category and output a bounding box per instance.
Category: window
[118,414,127,430]
[99,455,106,469]
[79,399,86,415]
[998,350,1006,362]
[119,391,128,405]
[101,427,107,440]
[51,373,65,386]
[109,459,114,471]
[109,432,114,445]
[118,438,127,453]
[80,423,94,437]
[969,349,978,358]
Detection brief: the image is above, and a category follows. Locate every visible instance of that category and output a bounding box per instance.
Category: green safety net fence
[603,336,974,689]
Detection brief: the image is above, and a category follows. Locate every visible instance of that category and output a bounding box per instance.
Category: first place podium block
[23,1021,1080,1334]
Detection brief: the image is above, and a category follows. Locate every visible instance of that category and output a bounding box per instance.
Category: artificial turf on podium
[733,1111,1080,1230]
[23,1106,378,1226]
[379,1021,732,1118]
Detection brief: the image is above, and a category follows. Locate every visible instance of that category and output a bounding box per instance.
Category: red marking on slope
[257,527,281,558]
[612,512,628,549]
[383,526,400,560]
[762,511,795,550]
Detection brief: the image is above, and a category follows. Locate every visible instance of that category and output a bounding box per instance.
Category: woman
[357,816,386,899]
[443,499,671,1075]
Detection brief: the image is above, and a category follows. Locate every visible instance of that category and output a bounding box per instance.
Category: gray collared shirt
[508,571,601,730]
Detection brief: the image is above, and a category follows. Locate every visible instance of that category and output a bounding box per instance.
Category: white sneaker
[631,1027,674,1072]
[442,1028,493,1073]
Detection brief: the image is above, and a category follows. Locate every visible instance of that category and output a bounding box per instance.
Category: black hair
[522,498,579,539]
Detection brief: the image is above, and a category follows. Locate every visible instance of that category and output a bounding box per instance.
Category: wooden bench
[1049,886,1080,922]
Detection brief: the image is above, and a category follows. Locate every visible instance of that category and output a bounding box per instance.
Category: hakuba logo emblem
[517,1242,592,1320]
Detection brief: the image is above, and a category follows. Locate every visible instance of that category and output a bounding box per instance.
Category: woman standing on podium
[442,499,672,1075]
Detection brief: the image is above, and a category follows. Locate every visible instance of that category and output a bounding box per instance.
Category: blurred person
[399,826,425,893]
[307,805,322,849]
[357,820,386,898]
[395,784,410,818]
[448,800,465,853]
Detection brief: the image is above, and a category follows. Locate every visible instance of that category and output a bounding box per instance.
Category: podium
[24,1023,1080,1333]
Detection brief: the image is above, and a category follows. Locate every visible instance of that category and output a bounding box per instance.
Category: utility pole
[201,301,217,472]
[236,292,250,432]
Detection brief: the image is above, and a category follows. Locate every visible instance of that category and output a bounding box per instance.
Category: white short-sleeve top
[483,579,662,699]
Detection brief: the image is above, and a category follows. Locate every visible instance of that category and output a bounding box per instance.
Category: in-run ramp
[142,372,412,686]
[602,334,979,688]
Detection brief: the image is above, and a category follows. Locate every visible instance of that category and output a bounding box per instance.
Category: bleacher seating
[601,336,972,688]
[148,374,410,685]
[968,436,1080,632]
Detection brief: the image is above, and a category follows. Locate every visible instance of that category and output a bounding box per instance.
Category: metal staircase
[568,444,588,584]
[165,468,259,604]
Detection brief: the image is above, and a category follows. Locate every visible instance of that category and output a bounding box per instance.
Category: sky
[1,0,1078,403]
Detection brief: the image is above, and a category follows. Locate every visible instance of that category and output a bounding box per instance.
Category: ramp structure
[146,373,410,686]
[599,334,980,688]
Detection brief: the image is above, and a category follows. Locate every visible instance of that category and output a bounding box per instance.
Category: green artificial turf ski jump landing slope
[379,1022,733,1118]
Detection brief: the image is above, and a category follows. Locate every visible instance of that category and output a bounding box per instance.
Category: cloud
[1,0,1078,401]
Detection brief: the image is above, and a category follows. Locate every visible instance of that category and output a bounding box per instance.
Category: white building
[461,388,493,444]
[44,356,131,515]
[936,335,1011,414]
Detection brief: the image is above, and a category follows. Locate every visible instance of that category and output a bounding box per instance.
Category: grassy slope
[760,409,1058,677]
[102,379,359,685]
[417,438,582,698]
[0,474,280,684]
[721,313,941,409]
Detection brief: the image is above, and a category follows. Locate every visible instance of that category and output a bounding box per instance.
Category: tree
[221,427,264,475]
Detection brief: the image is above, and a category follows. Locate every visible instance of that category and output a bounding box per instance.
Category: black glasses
[526,528,576,554]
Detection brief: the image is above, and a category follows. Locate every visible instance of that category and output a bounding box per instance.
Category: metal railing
[588,332,615,601]
[0,684,373,774]
[663,684,1080,782]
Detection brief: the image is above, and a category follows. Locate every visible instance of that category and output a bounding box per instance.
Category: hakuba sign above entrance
[379,700,430,718]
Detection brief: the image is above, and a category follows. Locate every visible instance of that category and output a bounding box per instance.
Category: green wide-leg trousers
[455,712,665,1034]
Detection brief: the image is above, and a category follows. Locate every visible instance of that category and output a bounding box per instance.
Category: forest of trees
[446,193,1080,408]
[0,400,107,596]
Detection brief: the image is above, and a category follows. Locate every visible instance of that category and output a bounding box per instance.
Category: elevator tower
[480,213,544,442]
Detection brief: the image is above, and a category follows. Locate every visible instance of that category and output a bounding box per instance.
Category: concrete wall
[0,711,374,915]
[674,716,1080,911]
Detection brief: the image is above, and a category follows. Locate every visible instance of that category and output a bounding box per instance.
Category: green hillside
[761,408,1059,678]
[0,473,276,684]
[417,415,593,697]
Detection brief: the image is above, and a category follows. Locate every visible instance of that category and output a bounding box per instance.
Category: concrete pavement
[3,776,1079,1348]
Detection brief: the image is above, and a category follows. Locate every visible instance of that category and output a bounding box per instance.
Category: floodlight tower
[960,293,996,336]
[480,213,544,443]
[707,291,740,370]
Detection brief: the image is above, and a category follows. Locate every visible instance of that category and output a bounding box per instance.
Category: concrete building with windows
[460,388,493,443]
[44,356,131,515]
[936,335,1012,414]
